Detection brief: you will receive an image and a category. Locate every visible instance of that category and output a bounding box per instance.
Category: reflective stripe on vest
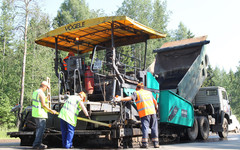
[58,96,82,127]
[32,89,48,118]
[63,56,69,71]
[135,89,156,118]
[62,101,81,117]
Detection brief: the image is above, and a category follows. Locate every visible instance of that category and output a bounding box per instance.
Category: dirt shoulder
[0,138,20,143]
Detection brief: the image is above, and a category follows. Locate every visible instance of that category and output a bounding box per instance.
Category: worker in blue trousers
[58,92,90,149]
[115,83,159,148]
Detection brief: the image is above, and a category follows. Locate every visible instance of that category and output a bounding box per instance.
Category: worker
[114,83,159,148]
[58,91,90,149]
[60,52,75,94]
[32,81,57,149]
[63,52,75,71]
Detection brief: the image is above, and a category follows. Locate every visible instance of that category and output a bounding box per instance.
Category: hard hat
[41,81,50,89]
[68,52,75,56]
[136,82,144,90]
[79,91,86,101]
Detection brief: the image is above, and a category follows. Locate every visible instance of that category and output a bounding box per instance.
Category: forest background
[0,0,239,128]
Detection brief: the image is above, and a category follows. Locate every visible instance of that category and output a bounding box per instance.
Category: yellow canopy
[35,16,166,54]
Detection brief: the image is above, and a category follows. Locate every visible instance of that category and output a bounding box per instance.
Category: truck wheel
[218,118,228,138]
[197,116,209,140]
[187,118,198,141]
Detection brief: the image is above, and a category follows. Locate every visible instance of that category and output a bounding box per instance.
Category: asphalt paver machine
[8,16,166,148]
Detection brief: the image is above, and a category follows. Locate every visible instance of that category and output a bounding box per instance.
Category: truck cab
[193,86,231,138]
[193,86,231,116]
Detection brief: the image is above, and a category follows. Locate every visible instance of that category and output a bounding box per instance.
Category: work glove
[51,110,58,115]
[114,96,121,102]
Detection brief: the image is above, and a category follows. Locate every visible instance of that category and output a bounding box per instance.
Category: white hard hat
[41,81,50,89]
[79,91,87,101]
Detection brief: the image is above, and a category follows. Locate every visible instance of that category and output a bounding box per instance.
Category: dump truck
[8,16,231,148]
[148,36,231,141]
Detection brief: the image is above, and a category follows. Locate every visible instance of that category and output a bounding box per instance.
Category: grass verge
[0,128,18,139]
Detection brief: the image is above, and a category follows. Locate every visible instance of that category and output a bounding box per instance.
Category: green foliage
[0,127,18,139]
[230,65,240,120]
[203,64,240,120]
[52,0,101,28]
[24,5,56,104]
[202,65,215,87]
[116,0,171,69]
[0,94,16,128]
[0,0,18,128]
[172,22,194,41]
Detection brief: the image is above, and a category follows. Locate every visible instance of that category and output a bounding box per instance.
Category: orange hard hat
[136,83,144,90]
[68,52,75,56]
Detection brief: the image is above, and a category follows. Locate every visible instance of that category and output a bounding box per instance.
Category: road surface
[0,133,239,149]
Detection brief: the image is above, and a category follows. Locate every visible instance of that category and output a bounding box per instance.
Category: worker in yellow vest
[115,83,159,148]
[32,81,57,149]
[58,92,90,149]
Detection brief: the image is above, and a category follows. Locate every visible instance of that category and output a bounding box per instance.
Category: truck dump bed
[148,36,209,102]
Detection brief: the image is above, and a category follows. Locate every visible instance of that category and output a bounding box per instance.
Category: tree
[0,0,16,128]
[116,0,152,70]
[0,0,15,91]
[53,0,101,28]
[231,64,240,119]
[173,22,194,41]
[202,65,215,87]
[203,65,240,120]
[148,0,170,66]
[24,4,55,106]
[116,0,152,26]
[15,0,35,127]
[116,0,171,69]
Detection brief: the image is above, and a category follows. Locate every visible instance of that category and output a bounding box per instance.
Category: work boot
[33,144,47,149]
[140,143,148,148]
[153,142,159,148]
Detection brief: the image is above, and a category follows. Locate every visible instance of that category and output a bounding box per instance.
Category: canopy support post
[143,40,147,71]
[55,37,59,77]
[111,22,125,98]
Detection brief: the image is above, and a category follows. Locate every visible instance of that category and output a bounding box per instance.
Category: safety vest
[32,89,48,118]
[58,96,82,127]
[63,56,70,71]
[135,89,156,118]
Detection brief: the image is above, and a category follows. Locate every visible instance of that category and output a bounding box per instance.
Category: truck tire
[187,118,198,141]
[197,116,209,140]
[218,118,228,138]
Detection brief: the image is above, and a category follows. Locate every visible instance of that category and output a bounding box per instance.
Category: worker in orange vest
[63,52,75,71]
[61,52,75,94]
[115,83,159,148]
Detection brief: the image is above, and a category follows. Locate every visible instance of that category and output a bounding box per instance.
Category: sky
[41,0,240,72]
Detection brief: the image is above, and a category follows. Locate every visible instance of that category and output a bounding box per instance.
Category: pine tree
[202,65,215,87]
[0,0,18,128]
[52,0,99,28]
[173,22,194,41]
[116,0,171,69]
